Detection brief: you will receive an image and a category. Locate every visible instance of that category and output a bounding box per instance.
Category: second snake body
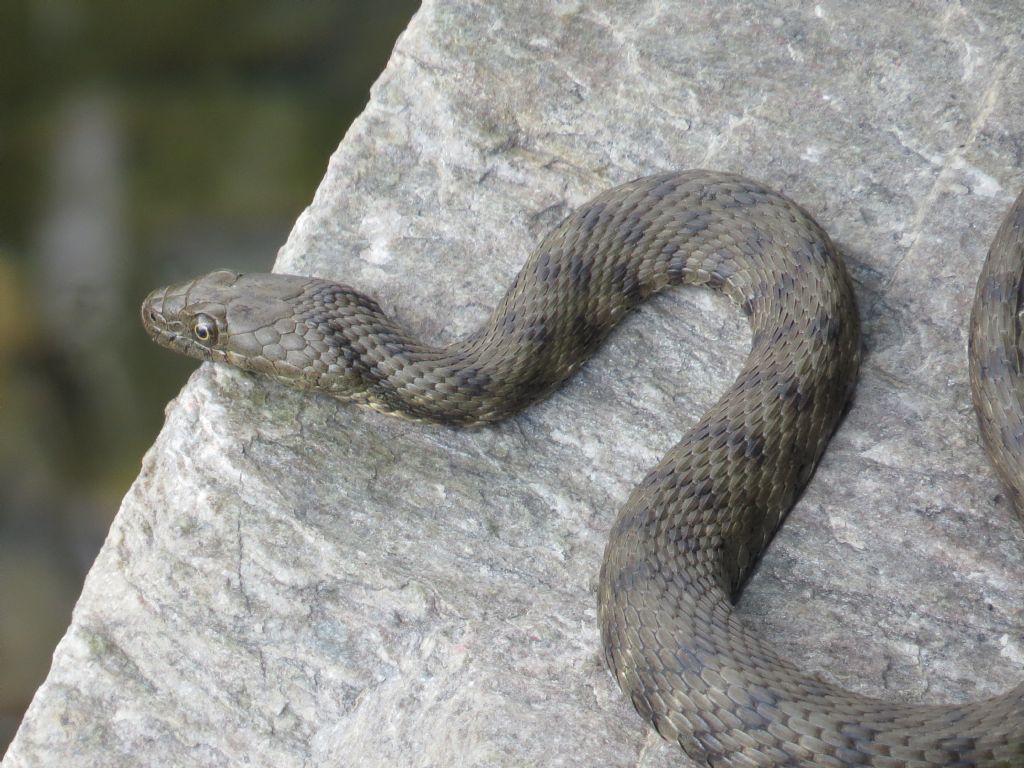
[143,170,1024,766]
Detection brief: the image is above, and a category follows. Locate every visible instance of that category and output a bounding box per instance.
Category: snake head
[141,269,392,401]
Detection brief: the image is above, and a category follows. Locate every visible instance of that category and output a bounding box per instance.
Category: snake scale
[143,170,1024,766]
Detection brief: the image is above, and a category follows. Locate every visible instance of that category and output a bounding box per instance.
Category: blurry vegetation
[0,0,419,752]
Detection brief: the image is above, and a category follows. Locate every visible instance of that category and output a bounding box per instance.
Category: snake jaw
[141,291,190,356]
[141,279,230,364]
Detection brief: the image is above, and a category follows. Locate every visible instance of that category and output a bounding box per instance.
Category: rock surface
[6,1,1024,766]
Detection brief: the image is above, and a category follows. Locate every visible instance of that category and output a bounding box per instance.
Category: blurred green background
[0,1,419,752]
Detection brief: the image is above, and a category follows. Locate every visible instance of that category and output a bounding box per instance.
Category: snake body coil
[143,170,1024,766]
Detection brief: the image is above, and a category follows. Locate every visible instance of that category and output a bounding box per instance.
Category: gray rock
[6,1,1024,766]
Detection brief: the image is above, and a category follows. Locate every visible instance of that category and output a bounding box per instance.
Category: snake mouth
[141,287,169,336]
[141,285,232,366]
[141,287,195,356]
[141,287,180,343]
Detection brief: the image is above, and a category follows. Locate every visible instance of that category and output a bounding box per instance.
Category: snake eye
[191,314,219,345]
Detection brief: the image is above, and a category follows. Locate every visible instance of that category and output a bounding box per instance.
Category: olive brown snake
[142,170,1024,766]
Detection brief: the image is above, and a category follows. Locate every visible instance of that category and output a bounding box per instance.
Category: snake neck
[353,171,863,597]
[347,172,860,434]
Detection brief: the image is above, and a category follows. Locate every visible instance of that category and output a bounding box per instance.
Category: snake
[142,170,1024,766]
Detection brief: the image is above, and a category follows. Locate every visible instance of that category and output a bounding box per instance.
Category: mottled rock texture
[6,1,1024,766]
